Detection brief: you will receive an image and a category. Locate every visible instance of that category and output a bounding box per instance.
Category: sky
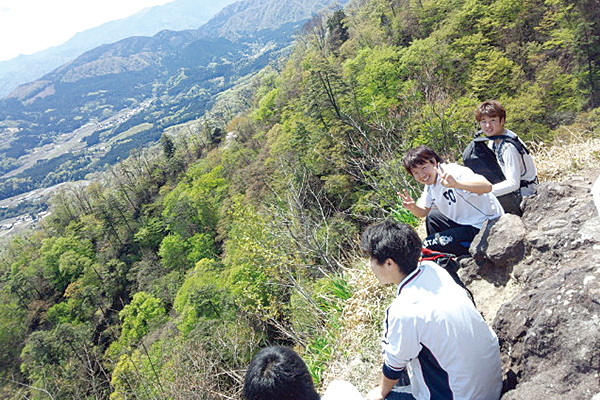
[0,0,175,62]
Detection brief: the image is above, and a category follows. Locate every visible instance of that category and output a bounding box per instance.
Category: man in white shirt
[360,220,503,400]
[475,100,538,215]
[400,145,504,256]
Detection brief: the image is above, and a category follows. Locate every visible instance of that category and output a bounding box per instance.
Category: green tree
[158,233,190,272]
[173,258,234,337]
[343,45,404,114]
[20,323,109,399]
[0,298,27,377]
[468,49,525,99]
[109,340,168,400]
[39,235,95,294]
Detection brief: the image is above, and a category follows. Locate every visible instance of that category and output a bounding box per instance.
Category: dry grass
[318,256,395,396]
[532,126,600,182]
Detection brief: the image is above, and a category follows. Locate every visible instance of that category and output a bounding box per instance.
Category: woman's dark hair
[243,346,320,400]
[402,145,443,175]
[360,220,422,276]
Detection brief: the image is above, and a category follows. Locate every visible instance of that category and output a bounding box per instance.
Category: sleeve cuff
[383,362,406,380]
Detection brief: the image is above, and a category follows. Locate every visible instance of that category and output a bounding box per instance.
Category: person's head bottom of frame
[243,346,320,400]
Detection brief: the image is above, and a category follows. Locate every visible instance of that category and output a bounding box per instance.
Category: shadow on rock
[458,214,526,287]
[464,175,600,400]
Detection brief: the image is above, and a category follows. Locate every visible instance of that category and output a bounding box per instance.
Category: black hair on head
[360,220,422,276]
[243,346,319,400]
[403,145,443,175]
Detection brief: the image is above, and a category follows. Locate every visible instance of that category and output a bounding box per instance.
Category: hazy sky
[0,0,175,62]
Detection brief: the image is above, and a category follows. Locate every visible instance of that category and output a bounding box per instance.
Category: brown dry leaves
[318,256,395,395]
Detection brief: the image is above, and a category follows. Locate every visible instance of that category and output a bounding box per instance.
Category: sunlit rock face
[459,174,600,399]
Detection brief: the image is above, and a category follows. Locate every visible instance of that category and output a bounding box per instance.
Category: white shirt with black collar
[380,261,502,400]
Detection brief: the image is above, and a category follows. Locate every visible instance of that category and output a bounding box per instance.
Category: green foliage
[313,275,352,314]
[44,279,102,326]
[411,96,476,155]
[158,231,217,273]
[0,300,26,375]
[468,49,525,99]
[119,292,166,343]
[253,87,280,123]
[391,205,421,228]
[161,185,205,238]
[110,339,169,400]
[107,292,166,360]
[45,301,72,325]
[134,217,165,250]
[222,201,285,319]
[158,233,190,271]
[305,334,333,386]
[161,161,228,267]
[535,60,584,116]
[343,45,404,113]
[20,323,108,399]
[38,235,95,294]
[187,232,217,263]
[173,259,235,337]
[300,275,352,386]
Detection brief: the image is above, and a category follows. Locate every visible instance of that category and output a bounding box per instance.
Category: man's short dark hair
[243,346,320,400]
[475,100,506,122]
[403,145,443,175]
[360,220,422,275]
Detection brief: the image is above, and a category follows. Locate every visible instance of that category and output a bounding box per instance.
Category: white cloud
[0,0,174,61]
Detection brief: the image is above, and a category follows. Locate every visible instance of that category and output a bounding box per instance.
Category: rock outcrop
[460,175,600,399]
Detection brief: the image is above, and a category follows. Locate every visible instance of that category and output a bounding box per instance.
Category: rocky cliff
[462,169,600,399]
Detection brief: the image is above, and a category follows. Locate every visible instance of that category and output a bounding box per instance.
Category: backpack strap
[473,132,535,188]
[501,136,529,155]
[493,136,531,182]
[475,134,529,155]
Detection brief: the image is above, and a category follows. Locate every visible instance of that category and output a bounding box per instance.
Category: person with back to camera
[475,100,538,215]
[399,145,504,256]
[243,345,362,400]
[360,220,502,400]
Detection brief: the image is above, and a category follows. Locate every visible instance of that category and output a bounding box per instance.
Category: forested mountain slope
[0,0,598,399]
[0,0,349,209]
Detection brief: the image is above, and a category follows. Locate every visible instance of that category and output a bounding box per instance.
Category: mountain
[0,0,349,208]
[0,0,238,99]
[198,0,347,39]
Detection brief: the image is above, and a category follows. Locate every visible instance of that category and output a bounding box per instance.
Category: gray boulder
[463,174,600,399]
[470,213,527,268]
